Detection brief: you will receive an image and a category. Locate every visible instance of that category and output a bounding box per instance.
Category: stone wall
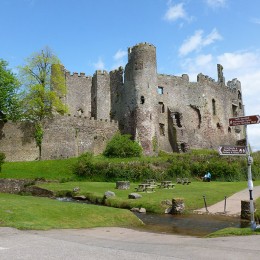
[0,116,118,161]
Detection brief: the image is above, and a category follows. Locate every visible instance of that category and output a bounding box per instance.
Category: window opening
[159,102,165,113]
[77,108,83,116]
[212,99,216,115]
[157,86,164,95]
[159,123,165,136]
[140,96,145,104]
[238,90,242,100]
[232,104,238,117]
[174,112,182,128]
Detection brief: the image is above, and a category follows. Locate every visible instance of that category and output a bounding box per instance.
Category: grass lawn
[0,193,142,230]
[39,181,260,213]
[0,158,76,180]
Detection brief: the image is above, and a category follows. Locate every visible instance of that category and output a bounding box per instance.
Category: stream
[56,197,249,237]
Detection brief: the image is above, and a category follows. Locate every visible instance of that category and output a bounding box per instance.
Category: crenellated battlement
[94,70,109,76]
[65,70,92,79]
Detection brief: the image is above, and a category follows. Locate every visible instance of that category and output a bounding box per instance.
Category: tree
[19,47,68,159]
[0,59,21,121]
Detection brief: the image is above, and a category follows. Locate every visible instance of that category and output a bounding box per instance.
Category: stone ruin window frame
[157,86,164,95]
[159,123,165,136]
[140,96,145,104]
[159,102,165,113]
[232,104,238,117]
[238,90,242,100]
[212,99,216,116]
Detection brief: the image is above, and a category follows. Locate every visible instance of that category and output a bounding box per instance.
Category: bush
[0,152,5,172]
[72,152,94,178]
[103,133,142,158]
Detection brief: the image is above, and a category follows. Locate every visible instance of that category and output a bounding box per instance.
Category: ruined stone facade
[0,42,245,161]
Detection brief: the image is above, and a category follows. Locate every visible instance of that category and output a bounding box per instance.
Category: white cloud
[179,28,222,56]
[111,49,127,70]
[217,52,258,71]
[93,58,105,70]
[203,28,222,45]
[163,3,188,22]
[205,0,227,8]
[113,49,127,61]
[250,17,260,25]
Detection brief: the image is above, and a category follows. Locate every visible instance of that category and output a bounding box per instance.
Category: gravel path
[194,185,260,216]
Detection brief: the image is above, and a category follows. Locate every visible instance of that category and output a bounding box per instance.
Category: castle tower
[91,70,111,120]
[123,43,159,155]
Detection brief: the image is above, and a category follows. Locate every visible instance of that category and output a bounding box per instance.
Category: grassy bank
[39,181,260,213]
[0,193,142,230]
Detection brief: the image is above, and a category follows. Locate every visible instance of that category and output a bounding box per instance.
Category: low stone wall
[0,179,33,194]
[0,179,54,197]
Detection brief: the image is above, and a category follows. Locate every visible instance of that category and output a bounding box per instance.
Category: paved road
[195,186,260,216]
[0,227,260,260]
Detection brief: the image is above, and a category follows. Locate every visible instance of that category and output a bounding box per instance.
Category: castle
[0,42,245,161]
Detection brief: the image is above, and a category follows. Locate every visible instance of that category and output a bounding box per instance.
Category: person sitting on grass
[203,172,211,182]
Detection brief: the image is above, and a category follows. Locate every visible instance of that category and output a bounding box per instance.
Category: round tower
[124,42,159,155]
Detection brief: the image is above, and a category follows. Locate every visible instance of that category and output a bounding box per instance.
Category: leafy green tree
[19,47,68,159]
[103,133,142,158]
[0,59,21,121]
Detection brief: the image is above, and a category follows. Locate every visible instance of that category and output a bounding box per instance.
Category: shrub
[72,152,94,178]
[103,133,142,158]
[0,152,5,172]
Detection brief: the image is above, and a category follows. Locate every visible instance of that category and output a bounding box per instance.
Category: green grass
[39,181,260,213]
[0,158,77,180]
[0,193,142,230]
[207,227,260,238]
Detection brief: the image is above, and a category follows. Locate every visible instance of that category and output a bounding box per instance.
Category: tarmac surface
[0,226,260,260]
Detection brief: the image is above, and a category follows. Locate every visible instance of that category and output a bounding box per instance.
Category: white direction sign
[218,146,247,156]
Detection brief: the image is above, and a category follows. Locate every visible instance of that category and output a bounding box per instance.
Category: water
[134,212,249,237]
[56,197,249,237]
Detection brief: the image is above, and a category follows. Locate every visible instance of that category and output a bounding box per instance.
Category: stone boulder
[130,207,146,213]
[104,191,116,199]
[171,198,185,214]
[128,193,142,199]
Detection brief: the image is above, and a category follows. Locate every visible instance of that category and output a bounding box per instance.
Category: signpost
[229,115,260,126]
[218,146,247,156]
[228,114,260,230]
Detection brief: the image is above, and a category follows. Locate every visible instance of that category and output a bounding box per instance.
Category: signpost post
[228,114,260,230]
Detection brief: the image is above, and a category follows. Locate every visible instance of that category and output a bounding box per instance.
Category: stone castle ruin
[0,42,245,161]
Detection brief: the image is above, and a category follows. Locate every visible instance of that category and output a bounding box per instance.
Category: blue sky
[1,0,260,151]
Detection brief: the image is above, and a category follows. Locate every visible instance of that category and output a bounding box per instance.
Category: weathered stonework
[0,42,245,161]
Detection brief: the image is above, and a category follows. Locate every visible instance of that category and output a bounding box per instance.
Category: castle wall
[0,117,118,162]
[157,72,244,152]
[65,71,92,117]
[0,121,38,161]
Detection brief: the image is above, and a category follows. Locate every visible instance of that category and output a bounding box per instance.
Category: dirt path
[194,185,260,216]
